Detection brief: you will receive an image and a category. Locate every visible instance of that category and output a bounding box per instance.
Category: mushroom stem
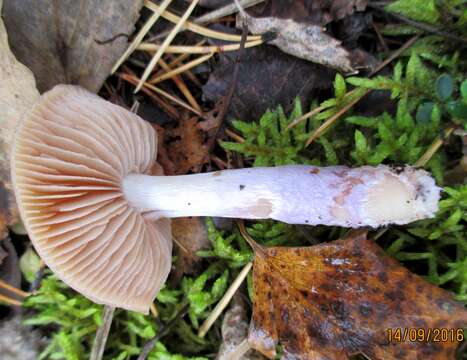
[122,165,440,228]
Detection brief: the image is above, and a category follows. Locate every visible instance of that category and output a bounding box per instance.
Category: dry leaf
[157,115,210,175]
[240,14,355,73]
[203,39,333,121]
[0,0,39,237]
[171,217,210,281]
[2,0,143,93]
[217,295,267,360]
[247,0,368,25]
[249,231,467,359]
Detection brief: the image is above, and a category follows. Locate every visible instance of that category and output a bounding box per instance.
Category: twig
[138,303,190,360]
[136,0,201,92]
[90,306,115,360]
[144,1,261,42]
[415,127,454,167]
[227,339,251,360]
[225,128,245,143]
[148,0,264,42]
[111,0,173,74]
[196,0,265,24]
[369,34,420,76]
[305,90,370,147]
[0,293,22,306]
[120,73,201,115]
[369,4,467,45]
[198,262,252,337]
[150,303,159,318]
[0,279,30,298]
[138,39,263,54]
[303,33,420,144]
[204,23,249,157]
[149,53,214,84]
[157,58,202,113]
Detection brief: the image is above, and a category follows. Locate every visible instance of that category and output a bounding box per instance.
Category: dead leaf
[217,295,267,360]
[171,217,210,281]
[249,231,467,359]
[240,13,355,73]
[156,115,210,175]
[248,0,368,25]
[0,0,40,237]
[2,0,144,93]
[203,39,333,121]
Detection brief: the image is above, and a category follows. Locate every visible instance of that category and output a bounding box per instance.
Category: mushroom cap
[11,85,172,313]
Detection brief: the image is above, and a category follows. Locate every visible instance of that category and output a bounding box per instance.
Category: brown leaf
[203,39,333,122]
[2,0,144,93]
[171,217,210,281]
[156,115,209,175]
[249,231,467,359]
[248,0,368,26]
[0,0,40,237]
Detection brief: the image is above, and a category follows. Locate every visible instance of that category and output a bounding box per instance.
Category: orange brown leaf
[248,231,467,360]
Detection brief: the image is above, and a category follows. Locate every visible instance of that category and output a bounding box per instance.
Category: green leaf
[436,74,453,100]
[334,73,346,99]
[385,0,440,24]
[447,101,467,120]
[461,79,467,99]
[416,102,434,123]
[19,247,42,283]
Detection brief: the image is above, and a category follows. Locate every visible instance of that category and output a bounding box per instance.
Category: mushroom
[11,85,440,312]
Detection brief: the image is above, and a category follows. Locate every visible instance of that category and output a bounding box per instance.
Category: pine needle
[136,0,200,93]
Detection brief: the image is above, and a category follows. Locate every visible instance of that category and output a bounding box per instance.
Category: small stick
[149,53,214,84]
[138,303,189,360]
[157,58,202,113]
[203,23,249,158]
[150,303,159,318]
[210,154,229,169]
[305,90,370,147]
[111,0,173,74]
[225,128,245,143]
[372,22,389,53]
[121,73,201,115]
[195,0,265,25]
[144,1,261,43]
[0,279,30,298]
[0,293,22,306]
[138,39,263,54]
[369,4,467,45]
[287,35,419,135]
[147,0,265,42]
[226,339,251,360]
[198,261,253,338]
[90,306,115,360]
[415,127,454,167]
[369,34,420,76]
[136,0,201,92]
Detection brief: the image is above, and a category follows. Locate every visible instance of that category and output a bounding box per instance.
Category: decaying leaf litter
[0,0,466,359]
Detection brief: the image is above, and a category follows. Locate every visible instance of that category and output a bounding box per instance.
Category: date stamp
[387,328,464,343]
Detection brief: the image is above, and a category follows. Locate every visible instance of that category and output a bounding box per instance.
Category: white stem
[122,165,440,228]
